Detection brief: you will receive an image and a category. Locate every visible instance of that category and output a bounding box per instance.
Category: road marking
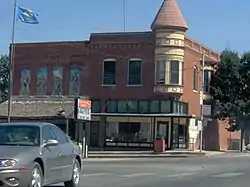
[83,173,111,177]
[212,172,245,178]
[119,173,155,178]
[166,172,198,178]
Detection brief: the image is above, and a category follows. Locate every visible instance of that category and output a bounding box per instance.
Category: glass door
[157,121,169,150]
[172,124,187,149]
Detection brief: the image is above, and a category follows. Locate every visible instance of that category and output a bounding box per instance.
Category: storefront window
[91,100,100,113]
[177,102,181,114]
[172,101,187,114]
[103,99,188,114]
[138,101,149,113]
[172,101,177,113]
[105,122,153,143]
[118,101,127,113]
[183,103,188,114]
[107,100,117,113]
[127,100,138,113]
[150,100,159,113]
[161,100,171,113]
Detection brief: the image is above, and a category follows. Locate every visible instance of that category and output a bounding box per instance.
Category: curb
[87,153,206,159]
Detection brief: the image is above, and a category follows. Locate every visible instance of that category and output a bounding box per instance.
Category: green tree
[210,50,245,131]
[240,51,250,114]
[0,54,9,102]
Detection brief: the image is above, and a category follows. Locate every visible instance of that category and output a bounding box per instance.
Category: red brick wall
[13,33,217,110]
[86,33,155,100]
[12,34,217,114]
[12,32,237,151]
[13,34,157,100]
[218,120,241,151]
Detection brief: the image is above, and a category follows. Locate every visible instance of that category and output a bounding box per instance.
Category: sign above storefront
[74,98,91,120]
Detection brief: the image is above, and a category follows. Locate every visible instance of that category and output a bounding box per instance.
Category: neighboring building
[0,0,240,151]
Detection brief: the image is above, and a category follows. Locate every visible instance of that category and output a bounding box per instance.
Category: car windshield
[0,125,40,146]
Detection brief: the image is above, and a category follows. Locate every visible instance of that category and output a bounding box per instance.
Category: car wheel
[29,162,43,187]
[65,159,81,187]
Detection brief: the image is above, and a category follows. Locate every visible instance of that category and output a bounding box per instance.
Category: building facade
[3,0,240,151]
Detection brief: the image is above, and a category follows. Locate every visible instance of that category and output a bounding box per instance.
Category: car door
[50,125,75,181]
[41,125,62,184]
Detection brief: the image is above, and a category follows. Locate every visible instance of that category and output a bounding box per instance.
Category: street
[79,153,250,187]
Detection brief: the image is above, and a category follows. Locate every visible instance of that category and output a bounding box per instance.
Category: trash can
[154,136,165,153]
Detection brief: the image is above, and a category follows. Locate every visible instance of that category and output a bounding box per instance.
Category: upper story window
[52,67,63,95]
[203,70,210,93]
[156,60,165,84]
[69,66,82,96]
[127,59,142,85]
[102,59,116,85]
[182,62,184,85]
[170,60,179,84]
[19,68,31,95]
[193,66,198,91]
[36,67,47,95]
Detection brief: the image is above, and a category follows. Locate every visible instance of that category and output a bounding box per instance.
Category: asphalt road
[78,153,250,187]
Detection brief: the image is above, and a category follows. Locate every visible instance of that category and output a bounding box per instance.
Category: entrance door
[172,124,187,149]
[157,121,169,150]
[90,121,99,147]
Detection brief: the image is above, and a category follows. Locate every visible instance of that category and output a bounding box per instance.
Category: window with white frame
[170,60,179,84]
[156,60,165,84]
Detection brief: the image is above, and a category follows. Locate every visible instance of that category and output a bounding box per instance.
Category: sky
[1,0,250,55]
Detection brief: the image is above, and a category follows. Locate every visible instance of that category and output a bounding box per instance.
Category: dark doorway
[90,121,99,147]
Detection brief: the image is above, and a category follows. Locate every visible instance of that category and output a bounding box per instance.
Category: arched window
[69,66,82,96]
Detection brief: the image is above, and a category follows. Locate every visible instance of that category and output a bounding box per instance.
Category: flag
[17,6,39,24]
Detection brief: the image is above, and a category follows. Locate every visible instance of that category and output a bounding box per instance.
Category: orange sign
[74,98,92,120]
[78,99,91,109]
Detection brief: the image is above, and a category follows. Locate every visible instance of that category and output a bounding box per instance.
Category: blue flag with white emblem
[17,6,39,24]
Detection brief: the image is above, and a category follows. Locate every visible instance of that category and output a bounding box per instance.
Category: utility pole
[200,53,205,152]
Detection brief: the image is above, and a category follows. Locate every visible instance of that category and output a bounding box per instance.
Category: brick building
[0,0,240,151]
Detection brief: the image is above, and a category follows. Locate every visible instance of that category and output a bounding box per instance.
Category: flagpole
[123,0,126,32]
[7,0,17,122]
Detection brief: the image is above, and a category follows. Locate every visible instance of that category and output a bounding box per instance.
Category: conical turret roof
[151,0,188,31]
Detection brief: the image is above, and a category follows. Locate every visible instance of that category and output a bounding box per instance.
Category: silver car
[0,122,82,187]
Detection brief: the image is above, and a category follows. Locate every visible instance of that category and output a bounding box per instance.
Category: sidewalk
[87,150,225,159]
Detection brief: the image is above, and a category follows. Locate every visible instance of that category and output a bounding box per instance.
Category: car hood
[0,145,39,159]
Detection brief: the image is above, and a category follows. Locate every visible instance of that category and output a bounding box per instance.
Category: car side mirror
[43,139,58,147]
